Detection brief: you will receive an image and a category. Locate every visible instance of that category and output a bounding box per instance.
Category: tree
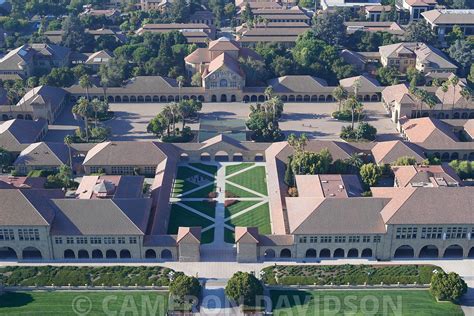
[170,0,190,23]
[360,163,382,188]
[79,75,92,101]
[191,72,202,87]
[64,135,73,170]
[446,25,464,45]
[246,98,284,142]
[169,274,201,305]
[392,156,417,166]
[239,57,271,86]
[225,272,263,306]
[468,64,474,86]
[450,76,460,115]
[290,148,333,175]
[333,85,348,111]
[147,114,168,138]
[0,147,12,171]
[287,133,308,152]
[448,40,473,76]
[377,67,400,86]
[355,122,377,141]
[404,20,436,44]
[61,15,91,51]
[72,97,92,142]
[313,11,345,46]
[430,272,467,302]
[343,96,363,129]
[176,75,185,102]
[270,55,295,77]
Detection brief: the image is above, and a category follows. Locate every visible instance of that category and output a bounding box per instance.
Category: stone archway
[0,247,17,260]
[347,248,358,258]
[120,250,131,258]
[201,152,211,161]
[280,248,291,258]
[319,249,330,258]
[64,249,75,259]
[161,249,172,259]
[443,245,463,258]
[394,245,414,258]
[419,245,439,258]
[22,247,42,259]
[78,250,89,259]
[333,248,345,258]
[264,249,275,259]
[106,249,117,259]
[215,151,229,162]
[305,249,317,258]
[145,249,156,259]
[361,248,372,258]
[221,94,227,102]
[92,249,103,259]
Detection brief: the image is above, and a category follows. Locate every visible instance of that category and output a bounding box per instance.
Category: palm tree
[353,78,361,101]
[72,97,91,142]
[178,101,192,131]
[100,76,109,102]
[162,105,173,136]
[176,76,185,102]
[90,98,102,128]
[79,75,92,101]
[440,82,449,111]
[64,135,73,170]
[333,85,348,112]
[450,76,459,116]
[460,87,472,110]
[264,86,274,101]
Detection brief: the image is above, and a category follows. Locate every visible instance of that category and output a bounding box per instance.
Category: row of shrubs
[262,264,438,286]
[0,266,174,287]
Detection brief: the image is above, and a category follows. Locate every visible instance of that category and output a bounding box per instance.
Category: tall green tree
[72,97,92,142]
[313,11,346,46]
[430,272,467,302]
[225,272,263,306]
[404,20,436,44]
[360,163,382,188]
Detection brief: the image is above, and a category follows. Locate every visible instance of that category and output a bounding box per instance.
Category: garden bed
[261,264,440,286]
[0,266,173,286]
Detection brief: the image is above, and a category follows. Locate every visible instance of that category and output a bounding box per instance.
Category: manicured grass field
[224,228,235,243]
[189,163,218,176]
[0,291,168,315]
[270,290,463,316]
[167,204,213,234]
[225,163,255,176]
[224,200,258,218]
[172,166,213,197]
[226,203,271,234]
[184,183,216,198]
[225,183,259,198]
[201,228,214,244]
[181,201,216,218]
[228,166,268,195]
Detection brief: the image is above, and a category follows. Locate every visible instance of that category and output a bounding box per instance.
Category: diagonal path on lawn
[224,163,260,179]
[177,180,216,198]
[224,200,268,221]
[186,164,216,178]
[225,180,267,198]
[175,202,215,222]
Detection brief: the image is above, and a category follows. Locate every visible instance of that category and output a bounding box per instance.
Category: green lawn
[167,204,214,234]
[227,166,268,195]
[184,183,216,198]
[201,228,214,244]
[181,201,216,218]
[224,228,235,244]
[270,290,463,316]
[0,291,168,315]
[172,166,214,197]
[189,163,218,176]
[225,201,258,218]
[225,183,259,198]
[225,202,271,234]
[225,163,255,176]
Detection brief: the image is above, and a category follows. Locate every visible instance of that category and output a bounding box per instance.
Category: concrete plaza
[44,101,400,142]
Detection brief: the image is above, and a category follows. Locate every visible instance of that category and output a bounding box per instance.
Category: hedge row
[262,264,439,286]
[0,266,174,287]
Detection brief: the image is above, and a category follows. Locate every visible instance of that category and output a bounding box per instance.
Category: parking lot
[45,101,400,142]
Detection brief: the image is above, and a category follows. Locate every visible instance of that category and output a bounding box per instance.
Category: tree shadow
[0,292,34,308]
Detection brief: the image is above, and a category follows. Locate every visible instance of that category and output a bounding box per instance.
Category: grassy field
[180,201,216,218]
[224,228,235,244]
[270,290,463,316]
[189,163,218,176]
[0,291,168,315]
[225,183,259,198]
[227,166,268,195]
[224,200,258,218]
[167,204,213,234]
[201,228,214,244]
[172,166,214,197]
[225,163,255,176]
[226,202,271,234]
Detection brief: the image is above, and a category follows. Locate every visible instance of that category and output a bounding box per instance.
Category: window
[104,237,115,244]
[220,79,228,87]
[129,237,137,244]
[90,166,101,173]
[320,236,332,243]
[230,81,237,88]
[446,227,467,239]
[66,237,75,244]
[396,227,417,239]
[18,229,40,241]
[309,236,317,243]
[373,236,381,243]
[0,229,15,241]
[111,166,134,175]
[118,237,126,244]
[76,237,88,244]
[55,237,62,244]
[299,236,307,243]
[90,237,102,244]
[348,236,360,243]
[209,82,217,88]
[335,236,346,243]
[362,236,371,243]
[143,166,156,175]
[421,227,443,239]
